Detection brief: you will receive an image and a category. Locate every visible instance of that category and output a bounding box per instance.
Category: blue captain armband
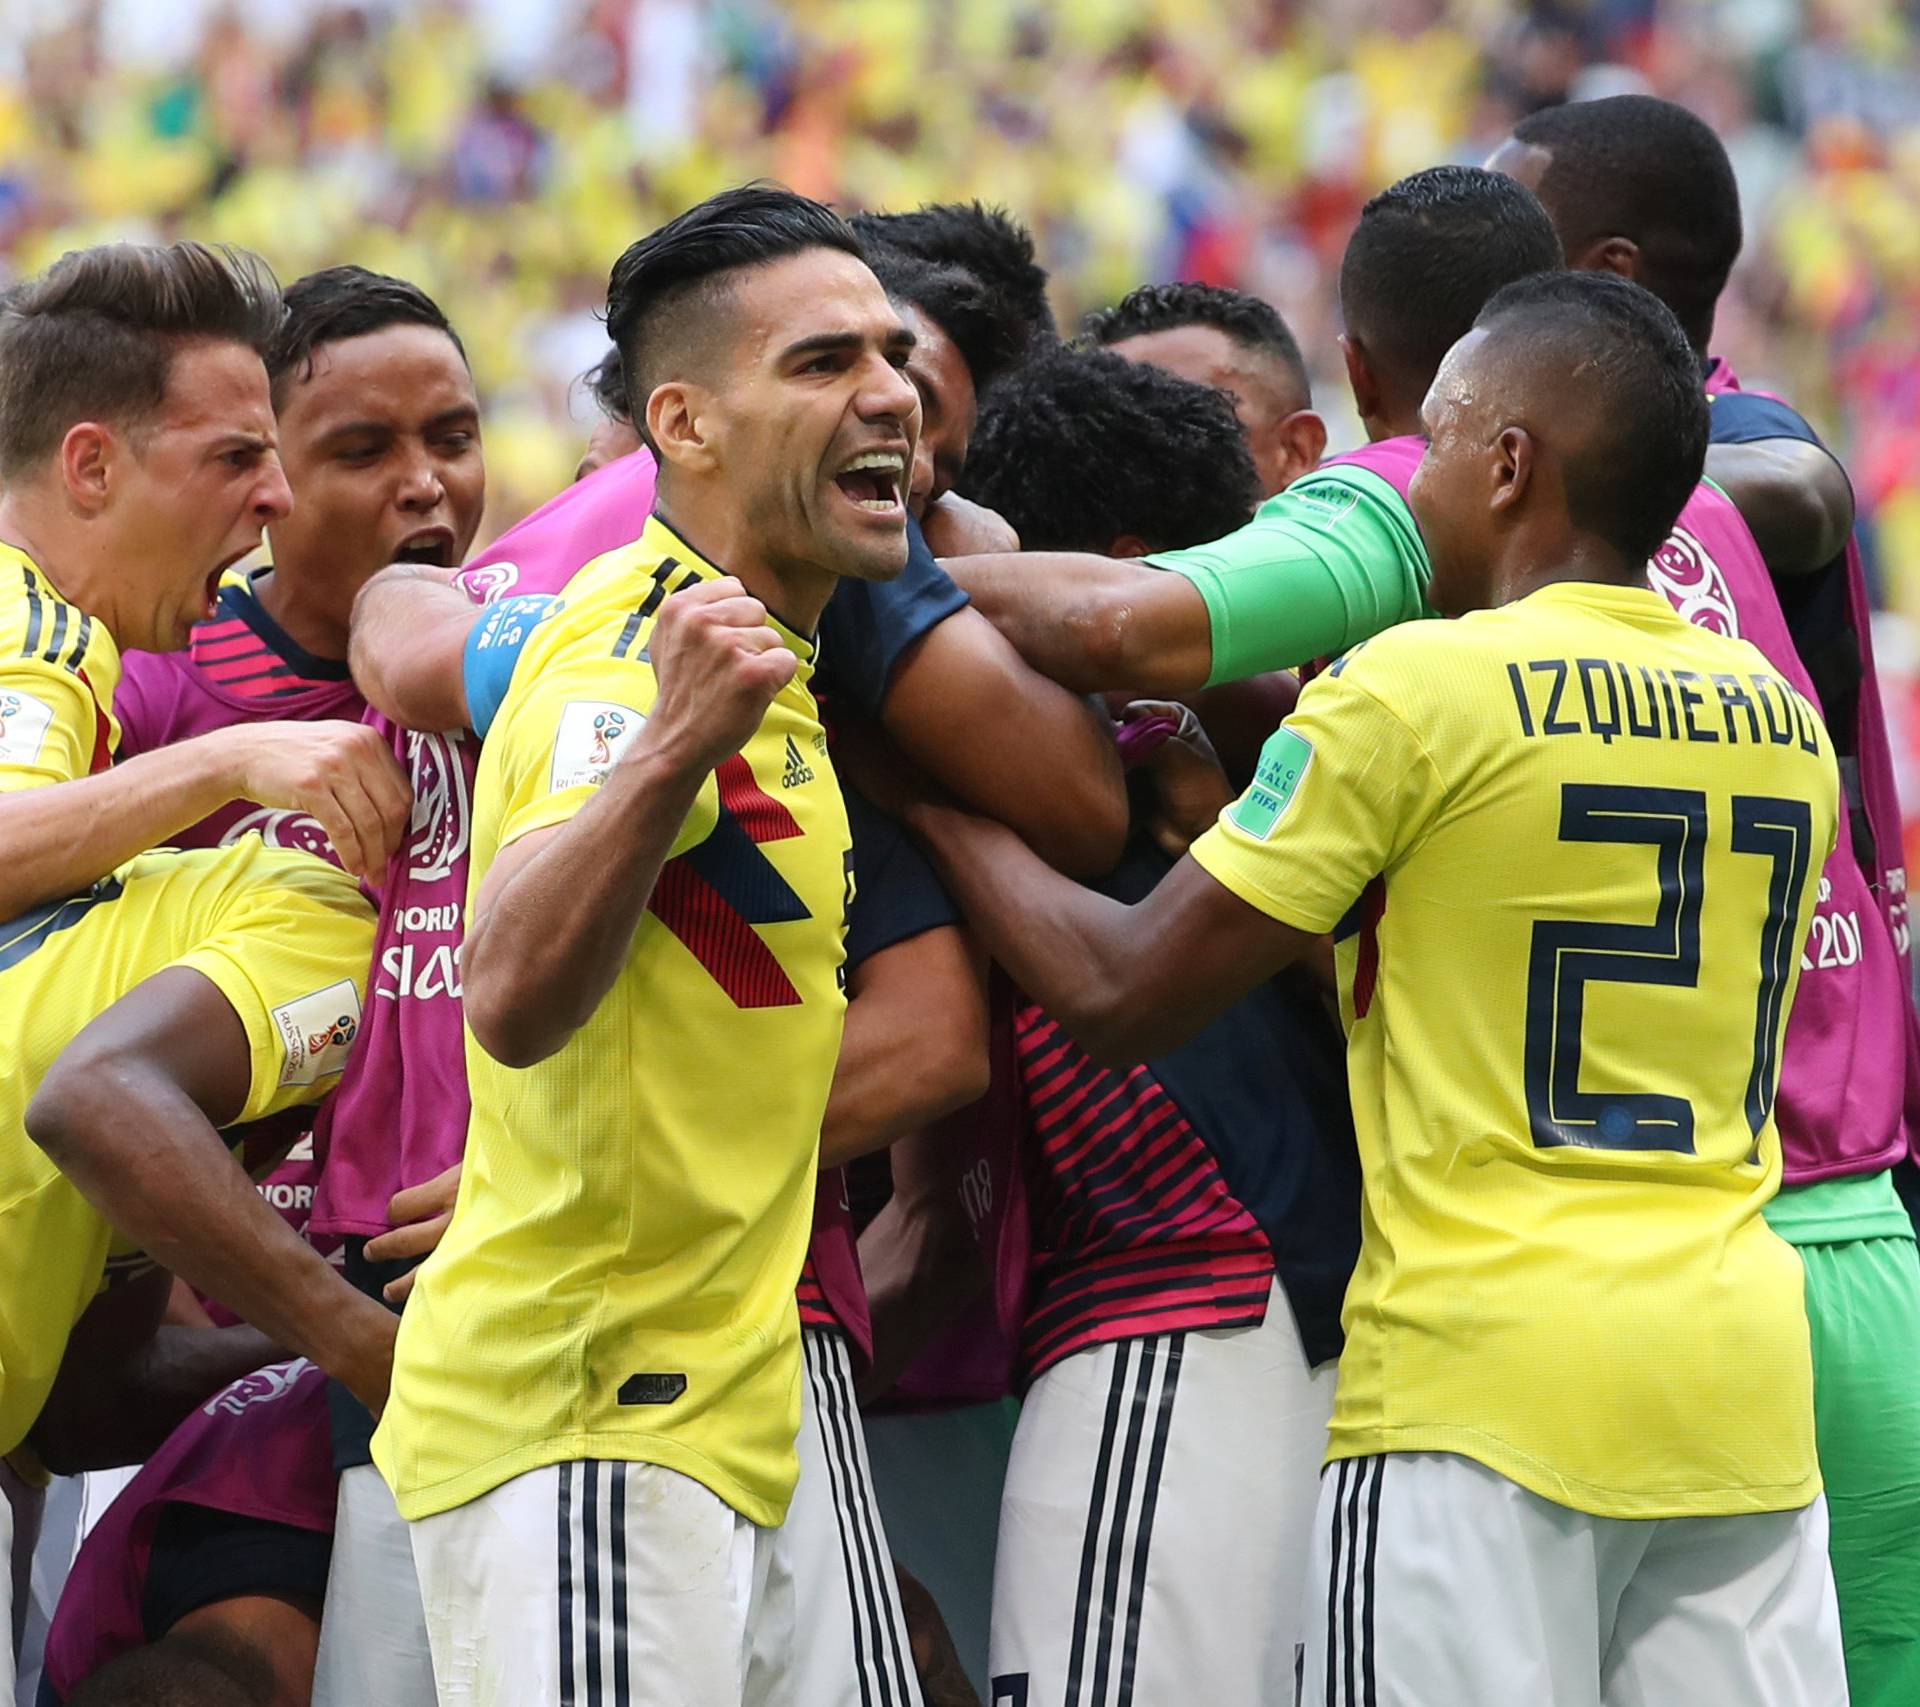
[463,593,561,738]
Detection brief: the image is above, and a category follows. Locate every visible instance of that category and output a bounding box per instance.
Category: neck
[1488,529,1640,608]
[0,489,120,632]
[250,558,357,662]
[657,489,838,637]
[1362,379,1429,443]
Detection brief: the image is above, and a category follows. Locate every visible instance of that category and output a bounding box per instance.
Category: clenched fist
[226,720,413,882]
[642,577,799,779]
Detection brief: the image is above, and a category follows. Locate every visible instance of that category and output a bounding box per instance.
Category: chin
[829,534,909,584]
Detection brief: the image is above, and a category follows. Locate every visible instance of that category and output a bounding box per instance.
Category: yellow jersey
[0,542,123,789]
[0,835,376,1455]
[1191,581,1838,1519]
[375,516,852,1526]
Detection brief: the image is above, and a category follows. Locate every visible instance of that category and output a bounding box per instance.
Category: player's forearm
[31,1323,281,1474]
[347,562,473,732]
[904,801,1153,1063]
[942,554,1214,696]
[856,1166,988,1402]
[0,732,252,915]
[821,934,990,1168]
[26,1069,395,1416]
[461,736,710,1067]
[1704,441,1855,579]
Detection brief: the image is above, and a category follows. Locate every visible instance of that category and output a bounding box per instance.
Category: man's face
[108,338,293,652]
[1106,322,1311,497]
[269,323,484,612]
[897,302,977,516]
[1407,328,1502,617]
[700,249,921,583]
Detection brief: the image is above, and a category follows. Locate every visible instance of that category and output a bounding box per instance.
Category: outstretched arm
[882,602,1129,878]
[904,796,1310,1065]
[348,562,482,733]
[1705,440,1855,580]
[26,969,397,1418]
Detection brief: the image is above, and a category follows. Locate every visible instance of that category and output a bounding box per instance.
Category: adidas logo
[782,735,815,789]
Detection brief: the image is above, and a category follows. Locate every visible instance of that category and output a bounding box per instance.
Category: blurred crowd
[4,0,1920,808]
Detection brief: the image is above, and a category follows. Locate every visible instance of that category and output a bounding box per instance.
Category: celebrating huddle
[0,94,1913,1707]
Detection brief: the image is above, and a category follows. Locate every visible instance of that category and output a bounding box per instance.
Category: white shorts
[988,1284,1335,1707]
[313,1462,436,1707]
[409,1459,791,1707]
[761,1328,921,1707]
[1301,1451,1850,1707]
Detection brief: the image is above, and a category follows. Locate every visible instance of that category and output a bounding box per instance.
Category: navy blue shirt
[814,513,969,716]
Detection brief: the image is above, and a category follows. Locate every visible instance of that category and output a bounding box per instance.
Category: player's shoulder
[0,555,108,678]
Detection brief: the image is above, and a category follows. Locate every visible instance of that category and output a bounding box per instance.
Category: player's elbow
[1020,742,1129,881]
[1062,986,1161,1072]
[464,982,569,1070]
[28,1050,146,1172]
[915,1006,993,1127]
[1060,578,1207,699]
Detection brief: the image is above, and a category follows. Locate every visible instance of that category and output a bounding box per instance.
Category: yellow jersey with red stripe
[0,543,122,789]
[375,516,852,1526]
[1191,582,1838,1518]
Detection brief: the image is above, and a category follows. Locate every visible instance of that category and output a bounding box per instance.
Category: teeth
[841,451,904,476]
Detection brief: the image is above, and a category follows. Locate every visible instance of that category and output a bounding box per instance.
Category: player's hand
[228,720,413,882]
[1121,699,1235,858]
[364,1161,463,1305]
[643,578,798,778]
[921,491,1019,558]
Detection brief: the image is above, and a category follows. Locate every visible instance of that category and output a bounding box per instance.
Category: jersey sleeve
[0,653,105,792]
[484,640,718,858]
[1707,391,1827,450]
[1188,643,1449,934]
[463,593,562,739]
[814,514,968,716]
[169,852,379,1126]
[843,782,961,969]
[1146,465,1434,686]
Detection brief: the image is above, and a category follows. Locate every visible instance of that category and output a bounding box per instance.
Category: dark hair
[582,345,629,423]
[64,1632,271,1707]
[1339,165,1562,397]
[850,201,1055,344]
[1476,270,1709,565]
[605,182,864,440]
[268,265,466,404]
[1512,95,1742,349]
[0,241,283,478]
[863,245,1025,395]
[1084,280,1310,401]
[957,344,1259,553]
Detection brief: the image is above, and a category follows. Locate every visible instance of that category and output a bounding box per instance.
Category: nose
[858,354,922,434]
[396,449,446,512]
[254,459,294,524]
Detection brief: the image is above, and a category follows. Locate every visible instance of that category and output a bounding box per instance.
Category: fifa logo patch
[0,687,54,767]
[550,700,643,792]
[271,980,365,1087]
[1230,726,1313,841]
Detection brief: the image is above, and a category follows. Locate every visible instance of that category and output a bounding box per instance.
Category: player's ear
[645,381,719,476]
[58,422,114,514]
[1572,235,1641,284]
[1490,425,1533,517]
[1272,409,1328,488]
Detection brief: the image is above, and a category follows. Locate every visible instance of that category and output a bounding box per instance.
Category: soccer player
[115,264,484,856]
[0,245,410,905]
[951,344,1357,1705]
[369,185,917,1704]
[1085,279,1328,497]
[1489,96,1920,1706]
[879,269,1849,1704]
[851,201,1057,345]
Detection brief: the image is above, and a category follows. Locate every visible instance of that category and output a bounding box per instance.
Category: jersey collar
[643,512,818,666]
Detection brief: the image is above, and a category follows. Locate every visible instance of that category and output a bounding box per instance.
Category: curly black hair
[581,345,629,423]
[957,344,1258,554]
[1084,280,1308,397]
[850,201,1055,345]
[269,264,465,407]
[863,245,1025,396]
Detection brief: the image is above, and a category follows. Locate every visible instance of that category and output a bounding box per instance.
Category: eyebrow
[206,431,274,457]
[317,403,480,442]
[779,326,918,363]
